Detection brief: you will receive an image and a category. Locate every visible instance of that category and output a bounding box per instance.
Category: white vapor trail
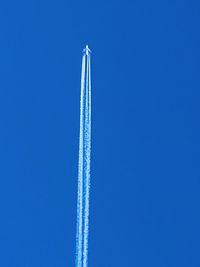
[76,47,91,267]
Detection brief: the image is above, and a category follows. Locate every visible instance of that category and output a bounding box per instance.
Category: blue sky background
[0,0,200,266]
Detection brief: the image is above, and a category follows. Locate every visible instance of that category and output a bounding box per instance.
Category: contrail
[76,45,92,267]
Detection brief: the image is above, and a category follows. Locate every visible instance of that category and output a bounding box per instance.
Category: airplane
[83,45,91,55]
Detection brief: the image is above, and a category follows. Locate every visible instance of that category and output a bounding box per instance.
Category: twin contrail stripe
[76,48,91,267]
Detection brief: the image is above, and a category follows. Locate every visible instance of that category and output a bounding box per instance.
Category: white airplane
[83,45,91,55]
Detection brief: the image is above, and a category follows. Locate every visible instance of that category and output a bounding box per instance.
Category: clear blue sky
[0,0,200,266]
